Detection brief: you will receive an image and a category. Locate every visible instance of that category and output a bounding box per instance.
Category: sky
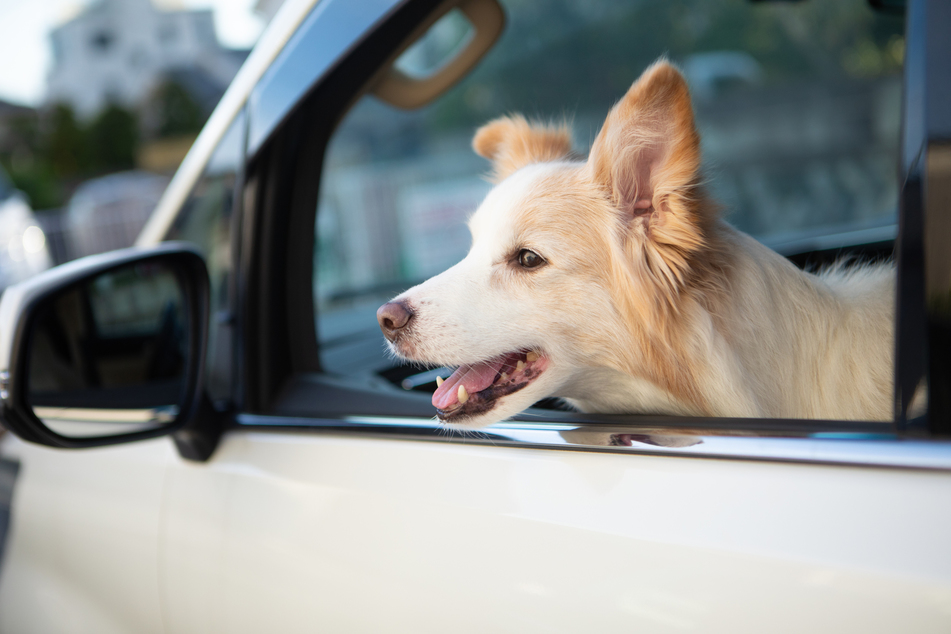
[0,0,266,106]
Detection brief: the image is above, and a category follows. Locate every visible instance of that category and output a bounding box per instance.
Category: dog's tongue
[432,359,505,409]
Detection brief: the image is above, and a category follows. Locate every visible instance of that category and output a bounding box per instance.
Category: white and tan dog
[377,60,894,427]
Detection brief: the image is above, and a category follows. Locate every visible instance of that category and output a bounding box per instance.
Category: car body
[0,168,52,294]
[1,0,950,632]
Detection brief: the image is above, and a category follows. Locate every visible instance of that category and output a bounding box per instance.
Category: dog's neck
[563,222,893,421]
[560,366,704,417]
[572,220,757,418]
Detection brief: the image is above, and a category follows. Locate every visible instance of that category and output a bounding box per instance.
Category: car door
[0,440,175,634]
[157,0,951,632]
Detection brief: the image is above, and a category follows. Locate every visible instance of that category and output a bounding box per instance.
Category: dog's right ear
[472,115,573,182]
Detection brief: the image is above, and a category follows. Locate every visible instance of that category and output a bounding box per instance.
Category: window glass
[314,0,903,396]
[166,110,244,403]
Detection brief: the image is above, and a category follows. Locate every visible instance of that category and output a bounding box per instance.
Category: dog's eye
[517,249,545,269]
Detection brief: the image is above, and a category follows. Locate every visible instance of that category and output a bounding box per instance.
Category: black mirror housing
[0,243,209,449]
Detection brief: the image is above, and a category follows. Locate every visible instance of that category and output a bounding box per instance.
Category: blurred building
[253,0,286,24]
[46,0,247,120]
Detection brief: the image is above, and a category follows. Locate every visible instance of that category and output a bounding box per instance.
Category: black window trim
[895,0,951,435]
[232,0,951,465]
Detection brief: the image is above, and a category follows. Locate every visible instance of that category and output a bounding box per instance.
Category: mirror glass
[393,9,474,79]
[26,260,190,438]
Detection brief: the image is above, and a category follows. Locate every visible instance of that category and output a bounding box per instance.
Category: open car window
[310,0,904,424]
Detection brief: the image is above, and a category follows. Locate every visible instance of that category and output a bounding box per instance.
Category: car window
[313,0,903,410]
[165,110,245,405]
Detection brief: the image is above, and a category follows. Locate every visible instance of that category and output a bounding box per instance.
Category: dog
[376,59,894,428]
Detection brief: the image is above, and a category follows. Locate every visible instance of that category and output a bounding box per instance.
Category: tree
[45,103,86,178]
[86,103,139,172]
[154,80,204,138]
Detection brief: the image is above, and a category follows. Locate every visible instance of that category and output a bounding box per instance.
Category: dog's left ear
[473,115,573,182]
[588,60,707,289]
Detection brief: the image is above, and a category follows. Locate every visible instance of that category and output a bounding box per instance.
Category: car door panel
[160,430,951,633]
[0,436,172,634]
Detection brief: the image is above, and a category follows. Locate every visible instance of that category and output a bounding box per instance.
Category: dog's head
[378,60,717,427]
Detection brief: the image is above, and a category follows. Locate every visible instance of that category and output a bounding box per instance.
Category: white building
[47,0,246,119]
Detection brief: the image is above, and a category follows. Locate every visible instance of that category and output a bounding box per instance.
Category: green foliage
[45,104,87,178]
[2,113,41,159]
[0,157,63,210]
[427,0,905,133]
[0,102,141,209]
[86,103,139,172]
[155,80,204,137]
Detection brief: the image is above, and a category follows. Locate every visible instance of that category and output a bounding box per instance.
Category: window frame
[239,0,448,413]
[895,0,951,435]
[233,0,951,470]
[165,108,247,409]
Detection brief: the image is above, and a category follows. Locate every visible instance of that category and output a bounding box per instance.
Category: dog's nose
[377,301,414,341]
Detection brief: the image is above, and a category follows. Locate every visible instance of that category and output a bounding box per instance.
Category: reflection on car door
[159,430,951,632]
[0,438,172,634]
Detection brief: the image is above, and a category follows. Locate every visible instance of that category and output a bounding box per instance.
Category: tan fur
[472,115,574,182]
[384,60,894,427]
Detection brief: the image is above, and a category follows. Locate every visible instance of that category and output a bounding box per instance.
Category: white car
[64,170,170,259]
[1,0,950,632]
[0,169,52,293]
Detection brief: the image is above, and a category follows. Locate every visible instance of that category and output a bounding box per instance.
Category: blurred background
[0,0,274,293]
[0,0,905,319]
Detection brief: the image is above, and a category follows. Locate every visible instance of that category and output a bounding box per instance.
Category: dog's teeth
[500,372,508,383]
[516,360,525,372]
[436,376,443,387]
[526,351,539,363]
[458,385,469,404]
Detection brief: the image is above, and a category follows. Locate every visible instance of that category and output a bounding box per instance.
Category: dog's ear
[588,60,707,292]
[473,115,573,182]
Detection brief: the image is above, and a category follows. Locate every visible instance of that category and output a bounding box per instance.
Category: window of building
[50,33,64,64]
[159,23,178,45]
[130,49,149,69]
[90,30,115,53]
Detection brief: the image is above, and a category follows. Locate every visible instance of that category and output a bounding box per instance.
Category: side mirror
[0,243,208,448]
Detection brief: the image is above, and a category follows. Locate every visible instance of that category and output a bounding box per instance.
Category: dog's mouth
[432,349,549,422]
